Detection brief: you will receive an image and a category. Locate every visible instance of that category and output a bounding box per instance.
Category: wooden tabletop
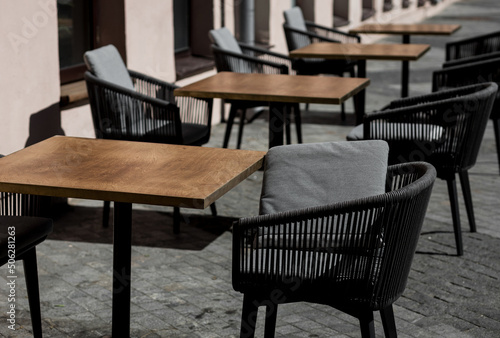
[289,42,431,61]
[349,23,461,36]
[0,136,266,209]
[174,72,370,105]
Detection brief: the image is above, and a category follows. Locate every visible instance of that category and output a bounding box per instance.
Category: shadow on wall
[25,102,65,147]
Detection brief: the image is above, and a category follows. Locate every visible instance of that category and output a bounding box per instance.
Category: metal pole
[239,0,255,45]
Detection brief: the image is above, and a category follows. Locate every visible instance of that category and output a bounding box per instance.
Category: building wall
[1,0,459,154]
[0,0,60,155]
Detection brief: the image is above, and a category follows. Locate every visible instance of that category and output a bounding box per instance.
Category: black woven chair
[283,7,360,120]
[209,28,302,148]
[347,83,498,256]
[0,192,52,338]
[445,30,500,61]
[232,141,436,338]
[433,53,500,174]
[84,45,215,233]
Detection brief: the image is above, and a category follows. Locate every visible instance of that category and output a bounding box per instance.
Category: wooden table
[0,136,265,337]
[289,42,430,114]
[174,72,370,146]
[349,24,460,97]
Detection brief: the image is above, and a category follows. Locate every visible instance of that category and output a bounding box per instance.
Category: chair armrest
[446,30,500,60]
[284,24,344,45]
[442,51,500,68]
[212,45,289,74]
[128,70,178,101]
[239,43,295,75]
[305,21,361,43]
[432,58,500,92]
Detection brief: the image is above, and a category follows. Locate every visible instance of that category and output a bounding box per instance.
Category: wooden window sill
[60,80,88,109]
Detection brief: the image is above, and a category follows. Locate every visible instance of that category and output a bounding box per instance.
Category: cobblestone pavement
[1,0,500,336]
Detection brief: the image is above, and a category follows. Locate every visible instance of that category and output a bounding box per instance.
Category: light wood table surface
[290,42,430,111]
[0,136,265,337]
[175,72,370,146]
[349,23,460,97]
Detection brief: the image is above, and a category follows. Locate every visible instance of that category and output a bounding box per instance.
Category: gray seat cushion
[283,7,308,31]
[259,140,389,215]
[83,45,135,91]
[209,27,242,54]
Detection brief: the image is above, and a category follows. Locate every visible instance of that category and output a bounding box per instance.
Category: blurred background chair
[283,7,360,120]
[232,141,436,337]
[84,45,215,233]
[445,30,500,61]
[433,53,500,174]
[347,83,498,256]
[0,191,52,338]
[209,27,302,148]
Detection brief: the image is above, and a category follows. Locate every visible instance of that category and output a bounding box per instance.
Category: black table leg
[268,102,286,148]
[355,59,367,125]
[402,34,410,97]
[112,202,132,337]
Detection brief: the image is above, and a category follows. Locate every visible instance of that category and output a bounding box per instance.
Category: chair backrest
[283,7,307,32]
[83,44,135,90]
[433,57,500,120]
[446,30,500,61]
[364,83,498,176]
[259,140,389,215]
[208,27,242,54]
[283,7,310,51]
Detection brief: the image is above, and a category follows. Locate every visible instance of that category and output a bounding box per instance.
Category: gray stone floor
[1,0,500,336]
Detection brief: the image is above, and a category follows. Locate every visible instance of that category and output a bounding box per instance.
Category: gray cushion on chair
[259,140,389,215]
[83,44,135,91]
[283,7,308,31]
[209,27,242,54]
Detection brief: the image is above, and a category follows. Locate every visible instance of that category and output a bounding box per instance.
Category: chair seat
[0,216,53,261]
[181,123,210,145]
[347,123,444,141]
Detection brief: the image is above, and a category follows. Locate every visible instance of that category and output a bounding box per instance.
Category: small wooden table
[349,23,460,97]
[0,136,265,337]
[289,42,430,114]
[174,72,370,146]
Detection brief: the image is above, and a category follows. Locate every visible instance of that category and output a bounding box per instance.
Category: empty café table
[0,136,266,337]
[289,42,430,121]
[174,72,370,147]
[349,23,461,97]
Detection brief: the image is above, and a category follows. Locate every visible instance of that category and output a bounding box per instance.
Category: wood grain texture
[174,72,370,105]
[349,23,461,36]
[0,136,265,208]
[289,43,431,61]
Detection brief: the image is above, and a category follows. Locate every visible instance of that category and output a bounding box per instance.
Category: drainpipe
[239,0,254,45]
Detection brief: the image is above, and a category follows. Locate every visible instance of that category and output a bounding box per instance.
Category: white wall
[0,0,60,155]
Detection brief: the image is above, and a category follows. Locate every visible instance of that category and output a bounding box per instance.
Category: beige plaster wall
[124,0,176,83]
[0,0,60,155]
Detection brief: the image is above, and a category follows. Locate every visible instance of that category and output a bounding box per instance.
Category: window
[58,0,95,84]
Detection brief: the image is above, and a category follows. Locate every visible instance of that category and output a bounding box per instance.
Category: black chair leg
[223,105,238,148]
[173,207,181,234]
[446,177,463,256]
[459,170,476,233]
[240,295,258,338]
[359,311,375,338]
[236,108,247,149]
[22,249,43,338]
[285,105,292,145]
[210,203,217,217]
[264,303,278,338]
[103,200,111,228]
[293,103,303,144]
[493,118,500,175]
[380,305,397,338]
